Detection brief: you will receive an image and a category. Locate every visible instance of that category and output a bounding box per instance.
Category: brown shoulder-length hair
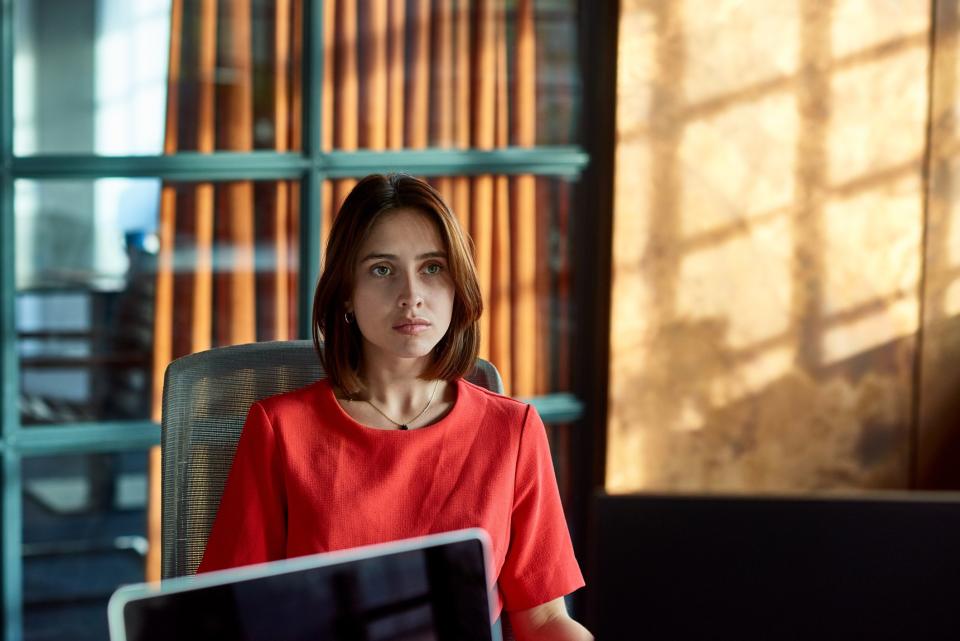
[312,173,483,394]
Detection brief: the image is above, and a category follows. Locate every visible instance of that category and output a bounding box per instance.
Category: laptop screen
[110,529,498,641]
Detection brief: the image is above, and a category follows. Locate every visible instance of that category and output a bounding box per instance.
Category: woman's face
[347,207,455,367]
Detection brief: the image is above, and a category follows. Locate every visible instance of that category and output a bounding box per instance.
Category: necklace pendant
[399,425,408,430]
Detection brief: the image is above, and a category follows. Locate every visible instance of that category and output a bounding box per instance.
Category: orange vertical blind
[149,0,301,581]
[320,0,556,398]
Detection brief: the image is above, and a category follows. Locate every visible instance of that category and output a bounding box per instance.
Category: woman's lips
[393,323,431,335]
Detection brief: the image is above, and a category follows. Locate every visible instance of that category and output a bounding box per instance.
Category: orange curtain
[324,0,559,399]
[147,0,301,580]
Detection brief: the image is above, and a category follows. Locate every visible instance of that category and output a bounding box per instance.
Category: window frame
[0,1,590,640]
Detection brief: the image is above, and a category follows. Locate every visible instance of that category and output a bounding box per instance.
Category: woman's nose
[398,274,424,307]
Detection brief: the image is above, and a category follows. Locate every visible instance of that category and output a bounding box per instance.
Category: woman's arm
[197,402,287,572]
[509,597,594,641]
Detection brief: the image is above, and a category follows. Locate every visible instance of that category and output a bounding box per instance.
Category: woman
[199,174,592,640]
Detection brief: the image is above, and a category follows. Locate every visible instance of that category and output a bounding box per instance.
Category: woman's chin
[365,337,438,361]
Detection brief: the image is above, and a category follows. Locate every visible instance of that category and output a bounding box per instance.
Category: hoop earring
[344,312,353,324]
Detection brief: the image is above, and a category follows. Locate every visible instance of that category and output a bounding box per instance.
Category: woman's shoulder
[458,378,532,425]
[252,378,330,416]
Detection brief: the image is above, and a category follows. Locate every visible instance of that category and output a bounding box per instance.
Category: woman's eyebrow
[359,253,393,262]
[360,251,448,262]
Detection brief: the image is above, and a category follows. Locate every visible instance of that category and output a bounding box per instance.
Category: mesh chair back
[160,339,505,579]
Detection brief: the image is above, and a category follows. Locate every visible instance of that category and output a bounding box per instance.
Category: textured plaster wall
[607,0,945,492]
[919,1,960,487]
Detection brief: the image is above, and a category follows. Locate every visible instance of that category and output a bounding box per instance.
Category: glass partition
[23,452,148,641]
[16,178,301,426]
[14,0,302,155]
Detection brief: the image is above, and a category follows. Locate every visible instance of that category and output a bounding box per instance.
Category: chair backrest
[160,340,505,580]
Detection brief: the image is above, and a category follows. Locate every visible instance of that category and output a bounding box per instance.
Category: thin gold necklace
[357,380,441,430]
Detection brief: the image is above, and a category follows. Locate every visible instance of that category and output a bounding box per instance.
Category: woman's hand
[509,597,594,641]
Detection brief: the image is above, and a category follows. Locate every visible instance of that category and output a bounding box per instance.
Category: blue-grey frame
[0,1,588,640]
[2,0,22,637]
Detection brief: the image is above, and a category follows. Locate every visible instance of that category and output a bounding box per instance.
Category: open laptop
[109,528,501,641]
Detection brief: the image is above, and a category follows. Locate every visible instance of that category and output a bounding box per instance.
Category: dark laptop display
[109,529,498,641]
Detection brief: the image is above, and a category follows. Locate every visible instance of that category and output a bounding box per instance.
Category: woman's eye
[423,263,443,275]
[372,265,392,277]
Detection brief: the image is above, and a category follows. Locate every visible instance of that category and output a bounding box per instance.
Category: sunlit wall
[606,0,955,492]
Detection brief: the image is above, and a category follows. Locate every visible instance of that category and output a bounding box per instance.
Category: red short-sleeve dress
[197,377,585,617]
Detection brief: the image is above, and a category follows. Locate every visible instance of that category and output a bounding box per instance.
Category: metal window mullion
[299,173,322,340]
[319,147,590,178]
[1,451,20,641]
[11,152,311,180]
[1,0,22,636]
[298,0,324,340]
[0,0,10,159]
[10,147,590,180]
[0,216,22,641]
[0,173,17,641]
[304,0,323,158]
[16,421,160,457]
[527,393,585,425]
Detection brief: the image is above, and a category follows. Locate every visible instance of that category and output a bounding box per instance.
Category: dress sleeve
[498,405,586,611]
[197,402,287,573]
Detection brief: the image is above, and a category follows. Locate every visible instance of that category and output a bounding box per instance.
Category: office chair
[159,339,513,637]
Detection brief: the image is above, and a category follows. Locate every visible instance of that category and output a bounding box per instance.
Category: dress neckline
[322,378,465,435]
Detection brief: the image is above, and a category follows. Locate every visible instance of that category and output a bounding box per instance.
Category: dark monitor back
[589,493,960,641]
